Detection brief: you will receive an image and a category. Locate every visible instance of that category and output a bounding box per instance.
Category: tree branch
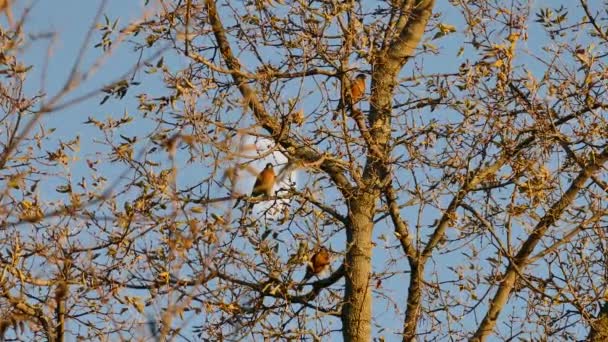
[472,146,608,341]
[204,0,353,194]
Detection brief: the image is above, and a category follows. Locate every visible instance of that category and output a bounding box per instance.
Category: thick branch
[472,146,608,341]
[369,0,436,130]
[216,265,345,305]
[385,184,417,259]
[386,0,435,65]
[589,302,608,341]
[422,160,506,260]
[364,2,435,341]
[204,0,353,193]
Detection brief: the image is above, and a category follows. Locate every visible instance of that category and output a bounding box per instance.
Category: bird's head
[355,73,367,81]
[265,163,274,170]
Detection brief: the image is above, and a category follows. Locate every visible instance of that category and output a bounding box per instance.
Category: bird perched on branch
[299,247,330,290]
[333,73,367,120]
[246,163,275,211]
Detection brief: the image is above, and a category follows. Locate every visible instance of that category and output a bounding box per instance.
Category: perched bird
[247,163,275,211]
[299,247,331,290]
[349,73,367,104]
[251,163,275,197]
[333,73,367,120]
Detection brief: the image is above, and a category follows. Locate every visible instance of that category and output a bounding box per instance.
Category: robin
[299,247,330,289]
[247,163,275,211]
[333,73,367,120]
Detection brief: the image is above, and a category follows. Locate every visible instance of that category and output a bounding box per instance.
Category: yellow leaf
[507,32,520,43]
[8,174,24,189]
[438,23,456,34]
[117,215,130,229]
[19,200,32,209]
[132,297,144,314]
[190,206,204,214]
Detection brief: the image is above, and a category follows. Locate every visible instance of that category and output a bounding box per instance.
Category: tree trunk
[402,261,422,341]
[55,280,68,342]
[342,195,376,342]
[588,302,608,341]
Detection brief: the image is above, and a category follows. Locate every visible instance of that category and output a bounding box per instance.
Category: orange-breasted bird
[299,247,331,289]
[247,163,275,211]
[333,73,367,120]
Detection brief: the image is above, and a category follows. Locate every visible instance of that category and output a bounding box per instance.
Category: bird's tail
[333,100,344,120]
[334,98,359,120]
[335,98,344,111]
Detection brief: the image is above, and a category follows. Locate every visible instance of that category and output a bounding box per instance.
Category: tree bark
[402,261,422,341]
[588,302,608,341]
[366,1,435,340]
[55,282,67,342]
[342,194,376,342]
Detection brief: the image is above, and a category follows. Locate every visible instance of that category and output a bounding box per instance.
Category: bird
[299,247,331,290]
[246,163,275,211]
[333,73,367,120]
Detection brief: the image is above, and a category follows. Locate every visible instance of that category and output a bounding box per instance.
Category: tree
[1,0,608,341]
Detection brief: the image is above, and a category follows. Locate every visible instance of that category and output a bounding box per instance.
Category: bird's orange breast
[351,80,365,102]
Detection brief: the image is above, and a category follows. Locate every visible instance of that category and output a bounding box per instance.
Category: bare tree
[2,0,608,341]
